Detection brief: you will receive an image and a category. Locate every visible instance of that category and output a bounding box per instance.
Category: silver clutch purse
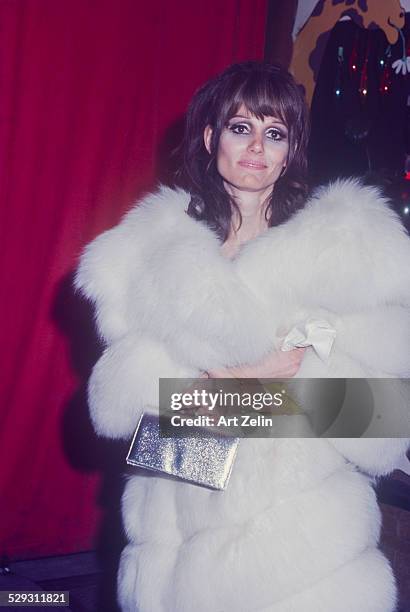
[126,412,239,490]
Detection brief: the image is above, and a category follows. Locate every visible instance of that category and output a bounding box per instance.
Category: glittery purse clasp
[126,412,239,490]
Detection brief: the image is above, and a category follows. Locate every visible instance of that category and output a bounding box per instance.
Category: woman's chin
[225,179,274,195]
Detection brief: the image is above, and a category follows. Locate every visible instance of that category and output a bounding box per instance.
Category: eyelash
[228,123,287,141]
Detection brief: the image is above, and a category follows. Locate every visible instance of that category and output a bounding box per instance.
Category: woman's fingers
[206,347,307,379]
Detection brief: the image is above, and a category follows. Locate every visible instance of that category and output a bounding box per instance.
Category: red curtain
[0,0,267,560]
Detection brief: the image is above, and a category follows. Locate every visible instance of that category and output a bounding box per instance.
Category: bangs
[223,76,289,126]
[201,62,307,164]
[183,61,308,237]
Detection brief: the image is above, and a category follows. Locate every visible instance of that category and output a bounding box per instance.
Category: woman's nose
[248,132,264,153]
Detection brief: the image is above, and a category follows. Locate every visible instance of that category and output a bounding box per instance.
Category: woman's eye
[266,128,287,141]
[228,123,249,135]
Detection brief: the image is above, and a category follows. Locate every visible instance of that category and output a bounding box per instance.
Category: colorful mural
[291,0,406,105]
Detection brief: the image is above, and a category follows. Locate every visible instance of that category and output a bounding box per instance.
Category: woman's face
[204,104,289,199]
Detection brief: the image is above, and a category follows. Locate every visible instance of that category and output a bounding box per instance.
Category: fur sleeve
[328,438,409,476]
[74,187,192,344]
[74,223,138,344]
[287,379,410,475]
[88,334,195,439]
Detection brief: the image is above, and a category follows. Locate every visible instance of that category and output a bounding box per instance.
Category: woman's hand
[205,347,306,379]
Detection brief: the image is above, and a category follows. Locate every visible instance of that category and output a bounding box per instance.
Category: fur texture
[75,180,410,611]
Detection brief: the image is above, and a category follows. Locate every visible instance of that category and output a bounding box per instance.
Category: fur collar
[75,179,410,378]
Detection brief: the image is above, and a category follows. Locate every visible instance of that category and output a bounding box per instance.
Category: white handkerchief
[281,319,337,362]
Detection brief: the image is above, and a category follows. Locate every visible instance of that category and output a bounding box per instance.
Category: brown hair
[180,61,310,241]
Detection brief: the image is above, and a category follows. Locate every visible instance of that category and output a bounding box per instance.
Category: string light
[349,43,358,76]
[380,49,391,95]
[335,47,344,99]
[404,207,409,215]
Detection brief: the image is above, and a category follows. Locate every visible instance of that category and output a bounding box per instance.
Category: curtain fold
[0,0,267,559]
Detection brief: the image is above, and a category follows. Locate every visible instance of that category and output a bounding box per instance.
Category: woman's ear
[203,125,213,154]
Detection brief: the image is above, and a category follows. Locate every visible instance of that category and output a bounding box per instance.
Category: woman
[75,62,410,611]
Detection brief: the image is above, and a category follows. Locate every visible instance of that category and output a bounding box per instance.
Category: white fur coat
[76,180,410,612]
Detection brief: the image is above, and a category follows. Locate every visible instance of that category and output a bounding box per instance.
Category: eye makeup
[226,119,288,142]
